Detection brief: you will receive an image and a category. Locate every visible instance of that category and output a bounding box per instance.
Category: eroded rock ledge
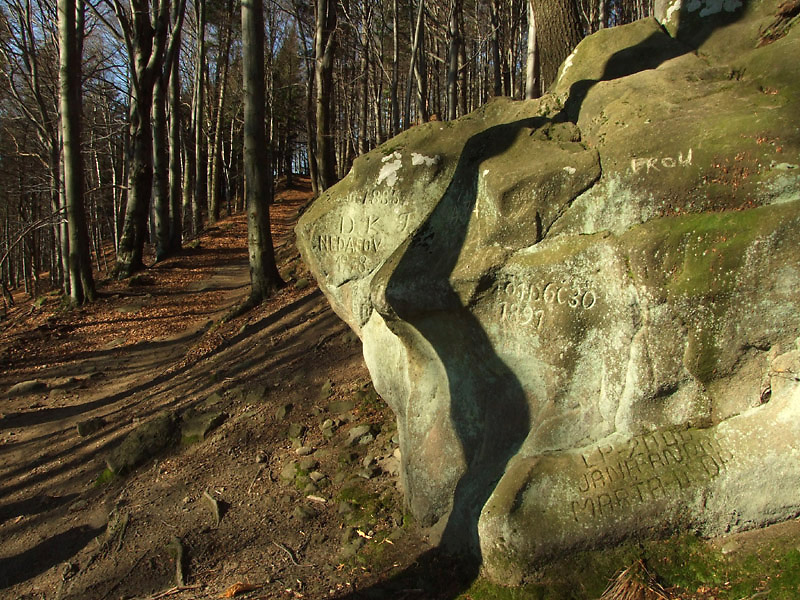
[297,0,800,583]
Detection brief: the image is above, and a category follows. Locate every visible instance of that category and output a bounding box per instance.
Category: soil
[0,179,447,600]
[1,177,798,600]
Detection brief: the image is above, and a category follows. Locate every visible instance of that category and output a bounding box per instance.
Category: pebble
[295,446,314,456]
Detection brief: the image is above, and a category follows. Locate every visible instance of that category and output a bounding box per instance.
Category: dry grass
[599,560,670,600]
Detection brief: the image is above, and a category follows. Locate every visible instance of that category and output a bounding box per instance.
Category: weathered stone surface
[106,412,178,475]
[296,0,800,583]
[6,380,48,397]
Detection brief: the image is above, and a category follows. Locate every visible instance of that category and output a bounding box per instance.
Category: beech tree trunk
[530,0,583,91]
[114,0,170,278]
[525,0,540,99]
[193,0,207,234]
[241,0,283,304]
[314,0,337,191]
[168,9,183,252]
[58,0,95,303]
[209,0,234,225]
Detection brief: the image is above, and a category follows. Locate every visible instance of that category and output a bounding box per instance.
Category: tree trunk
[193,0,207,235]
[390,0,400,135]
[490,0,503,96]
[525,0,540,99]
[114,0,170,278]
[531,0,583,91]
[58,0,95,303]
[168,12,183,252]
[209,0,234,225]
[241,0,283,305]
[314,0,337,191]
[446,0,461,121]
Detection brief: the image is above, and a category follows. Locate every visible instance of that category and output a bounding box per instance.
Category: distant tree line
[0,0,652,308]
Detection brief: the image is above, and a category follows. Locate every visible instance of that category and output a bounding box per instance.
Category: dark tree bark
[168,5,183,252]
[240,0,283,306]
[314,0,337,191]
[111,0,171,278]
[531,0,583,91]
[152,0,185,261]
[209,0,234,225]
[58,0,95,303]
[193,0,207,234]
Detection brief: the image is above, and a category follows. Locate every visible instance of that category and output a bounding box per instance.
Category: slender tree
[240,0,283,308]
[58,0,95,303]
[530,0,583,91]
[314,0,337,191]
[152,0,186,261]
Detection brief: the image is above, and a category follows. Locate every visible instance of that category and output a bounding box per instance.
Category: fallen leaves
[221,581,261,598]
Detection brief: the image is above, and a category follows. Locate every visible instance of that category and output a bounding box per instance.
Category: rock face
[297,0,800,583]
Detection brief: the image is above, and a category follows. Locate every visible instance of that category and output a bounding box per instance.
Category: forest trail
[0,178,434,599]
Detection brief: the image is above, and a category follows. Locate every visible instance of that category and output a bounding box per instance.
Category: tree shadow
[0,524,103,589]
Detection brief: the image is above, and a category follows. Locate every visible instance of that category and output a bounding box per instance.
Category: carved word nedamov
[571,429,731,523]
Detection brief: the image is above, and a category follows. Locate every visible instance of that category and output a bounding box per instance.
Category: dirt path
[0,181,432,600]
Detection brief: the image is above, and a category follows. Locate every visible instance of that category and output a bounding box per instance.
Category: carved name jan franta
[571,429,731,523]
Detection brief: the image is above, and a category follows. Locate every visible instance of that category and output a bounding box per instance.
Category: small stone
[256,450,269,464]
[298,457,319,472]
[280,461,298,481]
[347,424,373,446]
[329,400,354,414]
[76,416,105,437]
[357,433,375,446]
[309,471,325,482]
[320,418,334,430]
[319,379,333,400]
[295,277,310,290]
[286,423,306,440]
[293,505,317,521]
[6,380,48,397]
[296,446,314,456]
[304,482,319,494]
[357,466,377,480]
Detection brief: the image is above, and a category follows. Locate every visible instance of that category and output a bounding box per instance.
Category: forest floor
[1,177,799,600]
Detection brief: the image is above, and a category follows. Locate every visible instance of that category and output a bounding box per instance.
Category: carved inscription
[333,189,408,206]
[631,149,693,174]
[313,215,384,256]
[496,274,597,331]
[570,429,731,523]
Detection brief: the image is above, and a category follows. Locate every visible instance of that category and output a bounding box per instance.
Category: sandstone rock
[297,0,800,583]
[6,380,48,397]
[76,416,105,437]
[180,409,226,444]
[346,424,373,446]
[106,412,178,475]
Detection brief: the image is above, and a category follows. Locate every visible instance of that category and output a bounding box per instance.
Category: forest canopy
[0,0,653,307]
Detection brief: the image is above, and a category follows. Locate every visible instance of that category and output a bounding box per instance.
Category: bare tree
[239,0,283,309]
[58,0,95,303]
[314,0,337,191]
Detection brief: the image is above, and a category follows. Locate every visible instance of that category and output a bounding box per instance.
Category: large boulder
[296,0,800,583]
